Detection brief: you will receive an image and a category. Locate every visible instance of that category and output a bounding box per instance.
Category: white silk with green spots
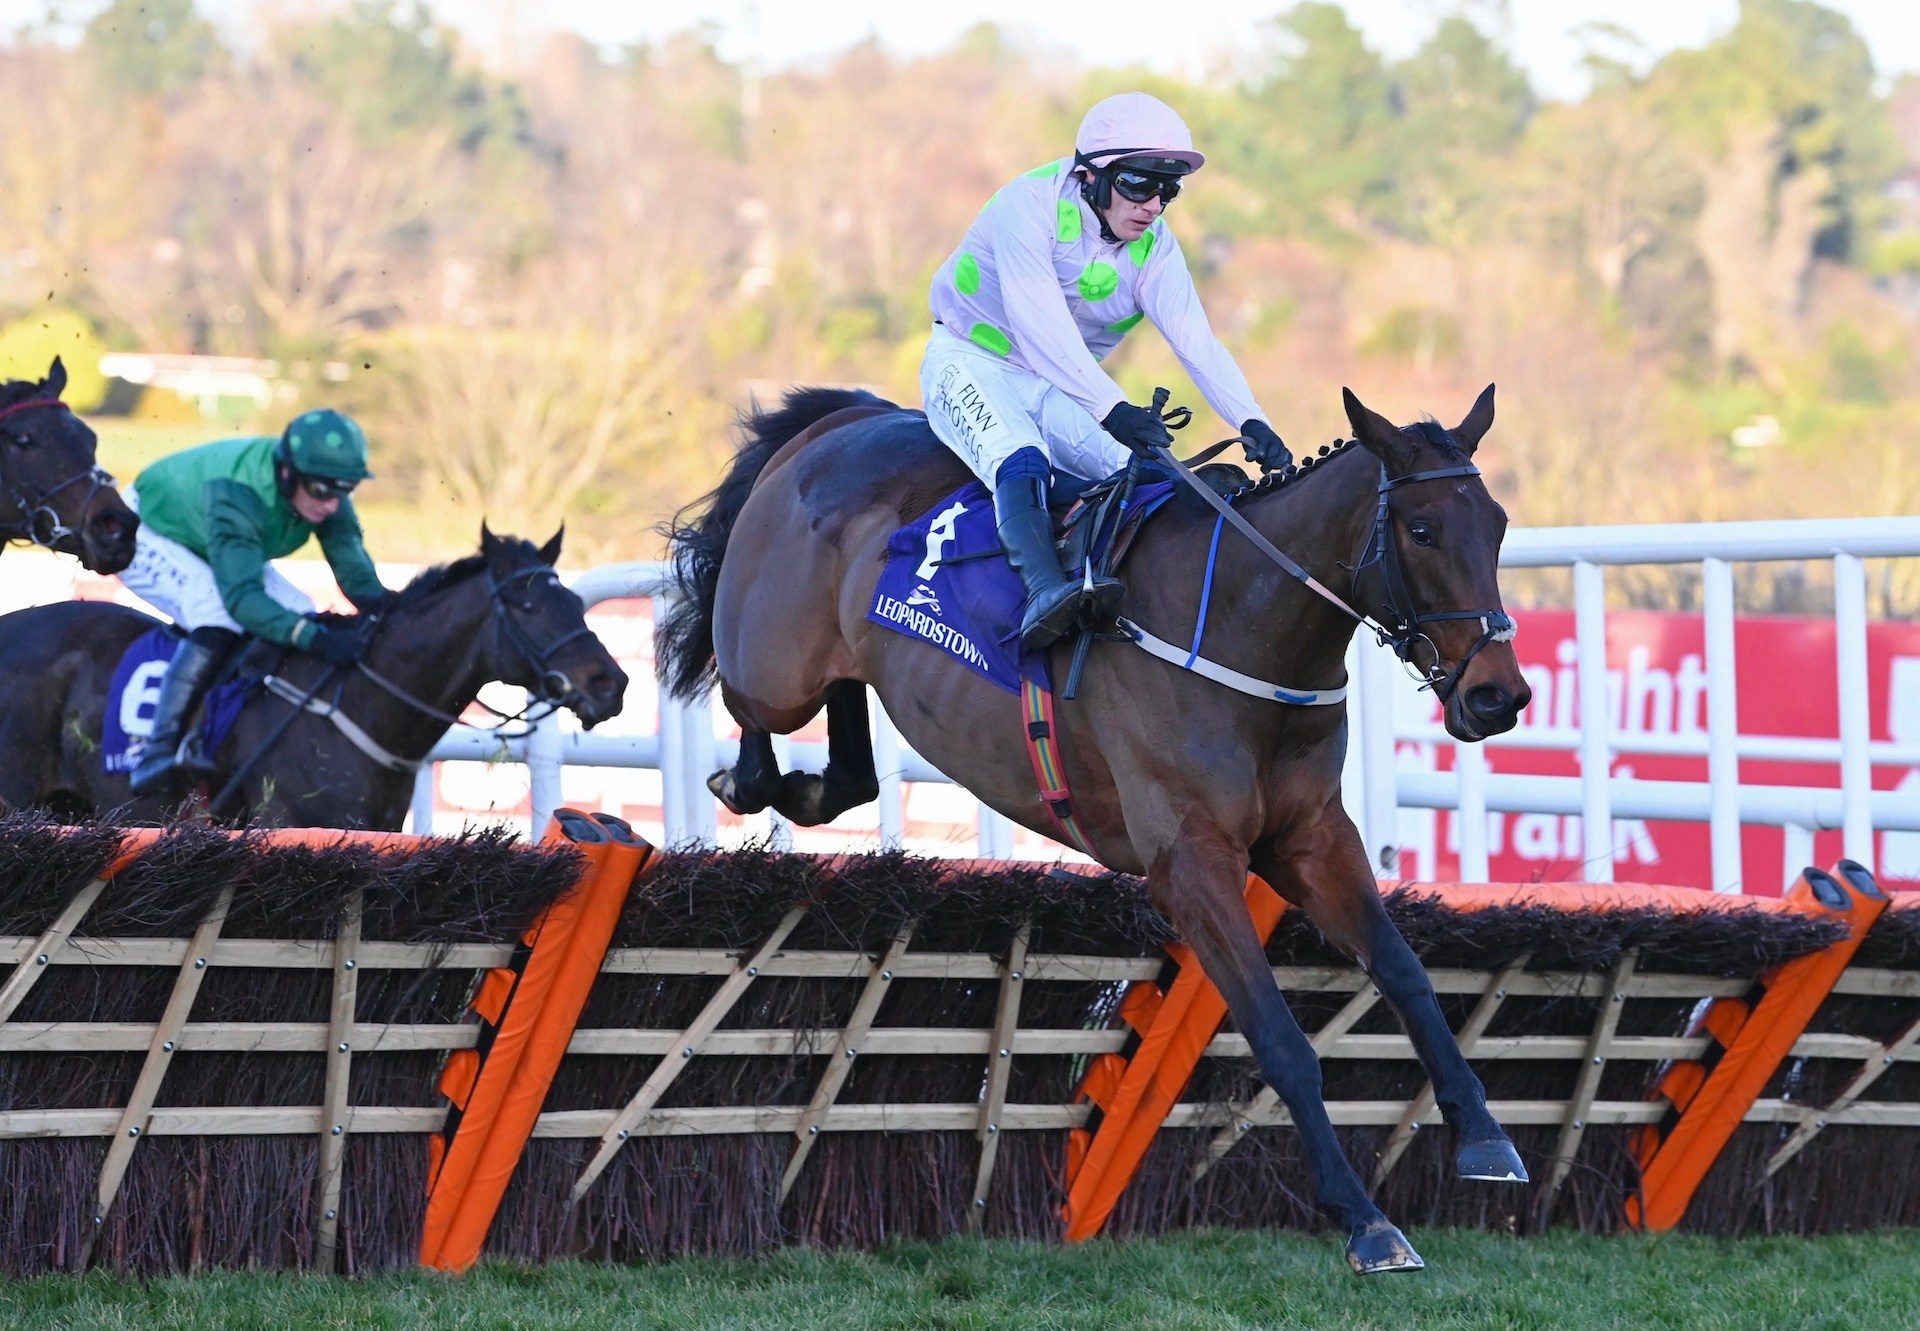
[927,156,1266,430]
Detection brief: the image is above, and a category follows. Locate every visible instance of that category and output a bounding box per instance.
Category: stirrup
[1019,583,1085,649]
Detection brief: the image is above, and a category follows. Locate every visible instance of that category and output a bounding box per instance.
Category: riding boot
[128,637,225,795]
[994,474,1119,650]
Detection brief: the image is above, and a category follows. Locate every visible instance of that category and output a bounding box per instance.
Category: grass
[4,1228,1918,1330]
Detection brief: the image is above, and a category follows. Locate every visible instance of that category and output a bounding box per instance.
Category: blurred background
[0,0,1912,611]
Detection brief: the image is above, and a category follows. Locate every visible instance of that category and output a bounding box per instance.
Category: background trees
[0,0,1910,600]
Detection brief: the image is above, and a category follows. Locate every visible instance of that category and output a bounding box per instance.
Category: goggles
[1110,168,1182,205]
[296,474,358,501]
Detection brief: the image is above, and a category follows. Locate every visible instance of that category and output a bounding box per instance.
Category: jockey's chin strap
[0,397,116,552]
[1136,439,1512,706]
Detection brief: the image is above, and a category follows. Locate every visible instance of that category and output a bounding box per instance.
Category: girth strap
[1118,620,1348,706]
[262,674,421,774]
[1019,678,1095,856]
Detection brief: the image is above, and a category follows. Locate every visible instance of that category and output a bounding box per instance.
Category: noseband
[1348,464,1515,702]
[0,398,115,551]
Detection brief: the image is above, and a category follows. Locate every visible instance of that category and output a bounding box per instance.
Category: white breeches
[919,324,1130,489]
[120,486,313,634]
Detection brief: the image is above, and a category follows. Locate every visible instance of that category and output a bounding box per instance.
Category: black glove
[1101,400,1174,455]
[351,587,398,616]
[1240,419,1292,472]
[306,619,372,667]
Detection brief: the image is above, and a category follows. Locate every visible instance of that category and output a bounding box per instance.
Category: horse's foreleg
[1153,815,1421,1274]
[771,681,879,826]
[1251,805,1525,1184]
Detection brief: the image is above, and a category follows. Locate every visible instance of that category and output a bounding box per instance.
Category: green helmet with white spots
[278,409,373,484]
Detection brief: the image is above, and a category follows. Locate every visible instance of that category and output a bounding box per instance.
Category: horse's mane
[1225,419,1463,503]
[384,536,542,613]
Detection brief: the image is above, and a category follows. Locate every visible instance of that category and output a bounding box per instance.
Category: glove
[1101,400,1174,455]
[305,619,372,667]
[351,587,398,616]
[1240,419,1293,472]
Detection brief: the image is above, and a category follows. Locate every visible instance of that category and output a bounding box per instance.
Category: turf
[3,1228,1917,1330]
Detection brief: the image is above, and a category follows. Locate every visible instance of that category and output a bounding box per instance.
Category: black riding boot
[994,474,1119,650]
[128,637,225,795]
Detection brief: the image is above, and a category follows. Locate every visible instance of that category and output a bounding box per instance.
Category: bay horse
[0,526,628,829]
[0,357,138,573]
[658,385,1532,1273]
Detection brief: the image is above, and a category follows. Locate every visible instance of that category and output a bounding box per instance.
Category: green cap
[280,409,372,483]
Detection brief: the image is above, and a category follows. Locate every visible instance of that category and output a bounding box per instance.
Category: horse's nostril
[1465,684,1511,721]
[589,672,622,700]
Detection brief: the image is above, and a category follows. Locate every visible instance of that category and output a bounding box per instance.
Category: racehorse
[0,525,627,829]
[658,385,1532,1273]
[0,358,138,573]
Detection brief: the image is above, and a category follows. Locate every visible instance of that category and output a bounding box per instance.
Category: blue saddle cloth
[866,478,1174,695]
[101,628,256,775]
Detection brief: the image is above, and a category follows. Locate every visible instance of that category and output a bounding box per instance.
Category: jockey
[120,408,393,794]
[922,91,1292,649]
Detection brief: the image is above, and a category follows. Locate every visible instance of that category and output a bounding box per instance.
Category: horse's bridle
[486,564,598,707]
[1143,436,1515,706]
[1346,464,1516,703]
[0,397,115,552]
[352,563,598,730]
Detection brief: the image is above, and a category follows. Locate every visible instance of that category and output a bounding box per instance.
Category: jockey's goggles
[1110,168,1183,205]
[296,474,358,501]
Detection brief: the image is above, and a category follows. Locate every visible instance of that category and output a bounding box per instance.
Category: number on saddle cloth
[100,628,259,776]
[865,477,1181,696]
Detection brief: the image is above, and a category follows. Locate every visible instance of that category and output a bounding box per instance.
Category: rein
[240,562,595,802]
[0,398,116,551]
[1141,437,1511,705]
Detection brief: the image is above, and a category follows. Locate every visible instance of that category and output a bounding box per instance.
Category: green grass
[4,1228,1918,1330]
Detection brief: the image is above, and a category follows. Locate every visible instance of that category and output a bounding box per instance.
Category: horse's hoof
[1345,1219,1425,1275]
[707,769,761,816]
[1457,1137,1529,1184]
[772,772,830,826]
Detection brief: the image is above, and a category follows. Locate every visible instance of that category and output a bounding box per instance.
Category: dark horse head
[1342,384,1531,741]
[457,523,627,728]
[0,358,138,573]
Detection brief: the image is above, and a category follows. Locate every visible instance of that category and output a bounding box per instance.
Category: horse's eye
[1407,520,1437,547]
[518,597,538,612]
[8,434,31,449]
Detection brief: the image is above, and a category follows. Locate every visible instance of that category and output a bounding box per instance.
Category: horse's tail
[656,386,886,700]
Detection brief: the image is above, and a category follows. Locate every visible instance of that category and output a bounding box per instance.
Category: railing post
[1782,822,1815,888]
[1575,560,1614,882]
[978,807,1014,859]
[410,766,436,836]
[1703,557,1742,893]
[657,692,686,846]
[1455,738,1490,882]
[873,700,905,850]
[1356,637,1400,878]
[682,689,718,847]
[1834,553,1874,869]
[527,708,563,839]
[768,733,794,851]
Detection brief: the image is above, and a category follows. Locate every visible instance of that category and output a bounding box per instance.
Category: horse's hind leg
[1252,802,1525,1185]
[709,724,784,816]
[771,681,878,826]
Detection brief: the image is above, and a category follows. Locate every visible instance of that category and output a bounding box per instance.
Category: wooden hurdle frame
[2,834,1916,1273]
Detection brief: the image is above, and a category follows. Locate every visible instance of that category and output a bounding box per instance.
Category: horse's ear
[1343,387,1417,473]
[1454,383,1495,455]
[43,357,66,400]
[537,524,564,565]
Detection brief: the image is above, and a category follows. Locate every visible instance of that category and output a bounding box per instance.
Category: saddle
[1054,459,1250,594]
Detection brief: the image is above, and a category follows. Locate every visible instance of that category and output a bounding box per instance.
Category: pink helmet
[1073,92,1205,175]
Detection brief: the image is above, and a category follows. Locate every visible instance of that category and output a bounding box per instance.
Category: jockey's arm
[989,190,1129,423]
[314,501,390,612]
[204,481,320,649]
[1135,228,1268,432]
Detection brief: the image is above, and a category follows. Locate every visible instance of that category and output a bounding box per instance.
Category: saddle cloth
[101,627,258,775]
[865,477,1174,694]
